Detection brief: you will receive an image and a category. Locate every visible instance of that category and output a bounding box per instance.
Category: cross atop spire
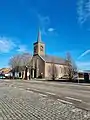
[37,28,42,42]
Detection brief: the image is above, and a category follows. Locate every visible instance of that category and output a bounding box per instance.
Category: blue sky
[0,0,90,70]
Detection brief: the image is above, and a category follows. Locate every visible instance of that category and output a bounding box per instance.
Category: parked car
[0,74,6,79]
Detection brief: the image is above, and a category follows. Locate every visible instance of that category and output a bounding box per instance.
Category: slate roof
[40,55,66,65]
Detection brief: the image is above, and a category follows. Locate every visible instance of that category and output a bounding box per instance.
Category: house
[78,70,90,80]
[0,68,12,78]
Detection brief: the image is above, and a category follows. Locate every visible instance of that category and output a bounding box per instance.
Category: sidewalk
[3,78,90,87]
[30,78,90,87]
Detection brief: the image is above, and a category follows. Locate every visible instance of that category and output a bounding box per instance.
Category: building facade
[30,29,68,79]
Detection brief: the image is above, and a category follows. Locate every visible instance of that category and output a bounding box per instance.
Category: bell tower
[33,29,45,56]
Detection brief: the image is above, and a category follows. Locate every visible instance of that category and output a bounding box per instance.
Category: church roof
[40,55,66,65]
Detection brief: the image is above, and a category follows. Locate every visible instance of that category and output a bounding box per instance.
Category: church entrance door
[34,69,36,78]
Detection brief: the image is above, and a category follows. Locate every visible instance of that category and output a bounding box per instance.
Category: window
[40,45,43,51]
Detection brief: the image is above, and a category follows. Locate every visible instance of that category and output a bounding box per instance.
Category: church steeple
[33,28,45,56]
[37,28,42,42]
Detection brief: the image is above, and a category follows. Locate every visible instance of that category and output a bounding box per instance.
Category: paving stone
[0,83,90,120]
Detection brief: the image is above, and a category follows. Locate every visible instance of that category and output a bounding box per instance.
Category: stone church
[30,29,68,79]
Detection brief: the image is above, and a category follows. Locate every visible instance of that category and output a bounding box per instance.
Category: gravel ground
[0,82,90,120]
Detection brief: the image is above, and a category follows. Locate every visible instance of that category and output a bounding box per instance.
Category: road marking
[33,89,40,92]
[27,90,34,93]
[65,97,82,102]
[57,99,73,105]
[39,93,47,97]
[45,92,56,96]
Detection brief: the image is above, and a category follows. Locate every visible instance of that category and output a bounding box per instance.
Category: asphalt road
[3,80,90,110]
[0,79,90,120]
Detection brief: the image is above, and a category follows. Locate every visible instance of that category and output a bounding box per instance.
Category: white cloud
[0,36,16,53]
[37,13,57,35]
[77,0,85,25]
[48,28,55,32]
[78,50,90,59]
[17,45,28,53]
[38,14,50,35]
[77,0,90,25]
[38,14,50,26]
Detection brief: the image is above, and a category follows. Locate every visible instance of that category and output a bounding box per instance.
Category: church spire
[37,28,42,42]
[33,28,45,56]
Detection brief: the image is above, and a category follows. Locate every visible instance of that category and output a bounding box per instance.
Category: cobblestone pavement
[0,82,90,120]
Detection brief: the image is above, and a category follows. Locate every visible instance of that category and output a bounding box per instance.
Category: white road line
[65,97,82,102]
[27,90,34,93]
[45,92,56,96]
[39,93,47,97]
[33,89,40,92]
[57,99,73,105]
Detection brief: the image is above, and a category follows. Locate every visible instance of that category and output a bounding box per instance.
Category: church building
[30,29,68,79]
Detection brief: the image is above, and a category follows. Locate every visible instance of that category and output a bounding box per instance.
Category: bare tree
[9,53,32,79]
[9,55,22,78]
[20,53,32,80]
[66,52,78,81]
[48,60,58,80]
